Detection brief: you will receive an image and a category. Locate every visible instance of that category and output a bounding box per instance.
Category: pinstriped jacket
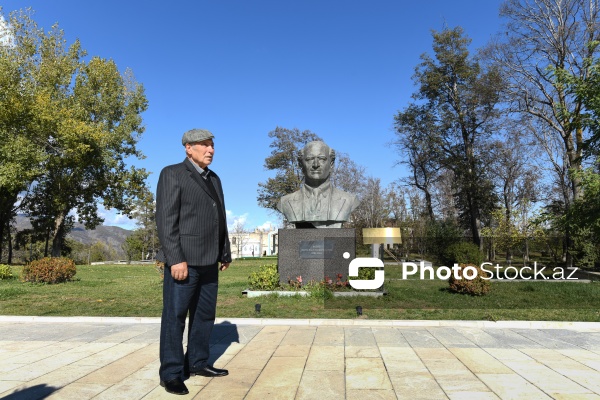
[155,158,232,267]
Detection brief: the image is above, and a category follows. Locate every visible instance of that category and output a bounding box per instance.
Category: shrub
[323,273,350,291]
[448,263,491,296]
[155,261,165,280]
[22,257,77,284]
[0,264,14,280]
[248,264,280,290]
[442,242,483,266]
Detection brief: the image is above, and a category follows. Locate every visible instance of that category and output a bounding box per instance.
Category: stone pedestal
[277,228,356,286]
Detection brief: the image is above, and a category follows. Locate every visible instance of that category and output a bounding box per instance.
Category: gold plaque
[362,228,402,245]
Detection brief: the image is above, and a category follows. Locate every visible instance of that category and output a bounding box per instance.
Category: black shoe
[160,378,189,395]
[190,365,229,377]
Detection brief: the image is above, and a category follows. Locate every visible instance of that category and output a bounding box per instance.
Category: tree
[393,104,441,220]
[129,189,158,260]
[0,10,48,261]
[489,0,600,202]
[353,177,388,228]
[394,27,502,247]
[1,10,149,256]
[488,0,600,266]
[257,127,321,213]
[486,131,540,261]
[229,217,249,259]
[122,230,145,262]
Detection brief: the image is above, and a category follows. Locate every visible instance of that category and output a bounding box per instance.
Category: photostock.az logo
[348,257,385,290]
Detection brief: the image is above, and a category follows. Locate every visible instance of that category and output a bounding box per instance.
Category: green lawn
[0,259,599,321]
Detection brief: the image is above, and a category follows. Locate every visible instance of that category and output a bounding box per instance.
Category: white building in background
[229,227,278,259]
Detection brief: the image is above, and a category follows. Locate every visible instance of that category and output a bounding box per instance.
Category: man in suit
[155,128,231,395]
[278,140,360,228]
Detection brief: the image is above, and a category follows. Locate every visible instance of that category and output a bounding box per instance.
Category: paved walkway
[1,317,600,399]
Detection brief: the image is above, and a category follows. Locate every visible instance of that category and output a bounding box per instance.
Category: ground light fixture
[255,303,261,313]
[356,305,363,316]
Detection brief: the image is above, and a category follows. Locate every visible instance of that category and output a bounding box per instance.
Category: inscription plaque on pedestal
[298,240,334,259]
[278,228,356,285]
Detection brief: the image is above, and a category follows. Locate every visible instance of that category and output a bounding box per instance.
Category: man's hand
[170,262,188,280]
[220,262,230,271]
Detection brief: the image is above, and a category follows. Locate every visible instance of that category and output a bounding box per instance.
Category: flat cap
[182,128,214,145]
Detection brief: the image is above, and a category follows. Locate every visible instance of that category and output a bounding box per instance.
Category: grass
[0,259,599,321]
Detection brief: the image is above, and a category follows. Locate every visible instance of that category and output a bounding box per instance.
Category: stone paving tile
[345,327,377,346]
[380,348,430,375]
[273,343,312,357]
[73,342,148,367]
[483,328,546,349]
[250,325,290,343]
[346,389,397,399]
[512,328,584,350]
[200,367,260,393]
[558,348,600,371]
[433,372,491,393]
[244,356,306,400]
[388,371,448,399]
[272,326,315,357]
[312,325,345,346]
[192,388,248,400]
[0,360,27,374]
[76,343,157,385]
[2,344,98,382]
[224,340,278,370]
[454,327,513,348]
[1,320,600,399]
[0,340,57,358]
[92,378,157,400]
[0,323,90,342]
[448,347,513,374]
[547,329,600,350]
[345,345,381,358]
[346,358,392,390]
[45,383,110,400]
[233,324,263,344]
[4,341,75,365]
[280,326,316,345]
[447,391,500,399]
[402,328,446,348]
[477,373,553,399]
[0,380,27,397]
[304,345,345,371]
[296,370,345,399]
[521,349,600,394]
[492,357,592,396]
[428,327,478,348]
[15,362,99,392]
[371,327,410,347]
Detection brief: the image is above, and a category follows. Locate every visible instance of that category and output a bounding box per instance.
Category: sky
[1,0,505,231]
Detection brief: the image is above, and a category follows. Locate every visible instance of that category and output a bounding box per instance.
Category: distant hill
[15,215,133,253]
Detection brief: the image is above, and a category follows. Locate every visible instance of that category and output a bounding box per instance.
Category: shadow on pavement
[208,320,240,365]
[2,384,58,400]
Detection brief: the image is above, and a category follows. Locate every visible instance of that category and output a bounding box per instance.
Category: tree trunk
[44,226,50,257]
[51,211,67,257]
[467,191,482,249]
[7,222,12,265]
[424,190,434,220]
[0,220,4,263]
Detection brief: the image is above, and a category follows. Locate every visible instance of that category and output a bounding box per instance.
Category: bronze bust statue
[277,141,360,228]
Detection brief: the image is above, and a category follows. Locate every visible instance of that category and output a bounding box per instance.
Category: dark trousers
[159,264,219,381]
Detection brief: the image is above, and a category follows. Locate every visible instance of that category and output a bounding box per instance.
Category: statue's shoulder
[331,186,357,201]
[281,189,302,202]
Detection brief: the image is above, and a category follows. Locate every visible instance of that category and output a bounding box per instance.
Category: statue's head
[298,141,336,187]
